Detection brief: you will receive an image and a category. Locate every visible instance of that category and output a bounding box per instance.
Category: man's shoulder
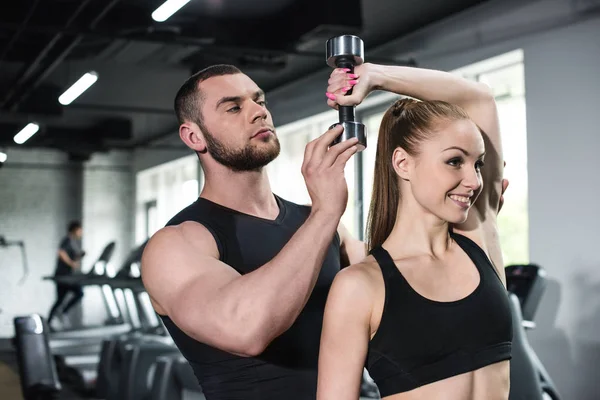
[58,236,71,248]
[165,198,217,227]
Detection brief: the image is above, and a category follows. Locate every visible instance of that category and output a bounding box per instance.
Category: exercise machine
[0,234,29,285]
[41,242,153,394]
[506,264,561,400]
[13,315,62,400]
[150,354,205,400]
[45,240,130,344]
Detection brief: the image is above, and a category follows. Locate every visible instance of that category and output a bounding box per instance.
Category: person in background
[47,220,85,330]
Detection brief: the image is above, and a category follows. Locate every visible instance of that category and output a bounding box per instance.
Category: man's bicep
[140,224,248,350]
[141,224,237,314]
[57,249,70,262]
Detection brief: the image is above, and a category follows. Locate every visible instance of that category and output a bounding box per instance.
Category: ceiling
[0,0,490,161]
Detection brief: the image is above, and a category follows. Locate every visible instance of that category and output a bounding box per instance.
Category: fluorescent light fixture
[0,152,7,163]
[58,71,98,105]
[14,123,40,145]
[152,0,191,22]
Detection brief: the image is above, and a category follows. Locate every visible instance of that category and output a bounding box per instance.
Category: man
[141,64,366,400]
[141,64,508,399]
[48,220,85,330]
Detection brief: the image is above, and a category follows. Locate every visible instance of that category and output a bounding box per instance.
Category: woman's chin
[446,210,470,225]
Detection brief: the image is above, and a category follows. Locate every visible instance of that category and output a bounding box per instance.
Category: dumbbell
[326,35,367,151]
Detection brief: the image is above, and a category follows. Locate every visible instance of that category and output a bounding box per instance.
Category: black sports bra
[366,232,513,396]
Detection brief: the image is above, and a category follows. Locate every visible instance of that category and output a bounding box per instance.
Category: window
[135,155,199,243]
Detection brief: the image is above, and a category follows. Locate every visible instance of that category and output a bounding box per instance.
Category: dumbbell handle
[335,56,356,123]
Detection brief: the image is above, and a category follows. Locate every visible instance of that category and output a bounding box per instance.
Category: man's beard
[202,128,281,172]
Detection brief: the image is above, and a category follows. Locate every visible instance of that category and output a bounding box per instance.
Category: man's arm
[58,250,79,269]
[143,212,339,357]
[142,125,359,357]
[58,241,80,270]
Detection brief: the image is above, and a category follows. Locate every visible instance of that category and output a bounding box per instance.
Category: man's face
[196,74,280,172]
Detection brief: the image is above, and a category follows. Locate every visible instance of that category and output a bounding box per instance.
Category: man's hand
[302,125,359,218]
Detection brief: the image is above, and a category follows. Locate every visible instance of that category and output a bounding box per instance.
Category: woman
[317,63,513,400]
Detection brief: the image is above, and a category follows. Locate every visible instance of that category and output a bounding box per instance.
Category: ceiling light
[0,152,7,163]
[152,0,191,22]
[59,71,98,105]
[14,123,40,145]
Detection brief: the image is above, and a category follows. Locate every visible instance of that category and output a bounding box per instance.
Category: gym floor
[0,339,89,400]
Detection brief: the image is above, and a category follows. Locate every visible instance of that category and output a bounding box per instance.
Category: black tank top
[366,231,513,397]
[159,195,341,400]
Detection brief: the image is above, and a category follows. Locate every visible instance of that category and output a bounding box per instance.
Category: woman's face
[408,119,486,224]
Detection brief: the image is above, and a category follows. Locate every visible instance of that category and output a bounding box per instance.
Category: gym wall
[523,19,600,399]
[0,149,82,335]
[0,149,134,335]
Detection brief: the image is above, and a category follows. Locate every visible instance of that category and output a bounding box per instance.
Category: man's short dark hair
[68,220,81,233]
[174,64,242,127]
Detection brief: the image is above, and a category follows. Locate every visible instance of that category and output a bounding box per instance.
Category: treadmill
[56,273,162,394]
[95,244,186,399]
[48,242,161,393]
[45,241,131,348]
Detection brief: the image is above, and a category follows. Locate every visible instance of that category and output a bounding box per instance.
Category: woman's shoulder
[325,256,384,327]
[332,256,384,297]
[325,257,383,321]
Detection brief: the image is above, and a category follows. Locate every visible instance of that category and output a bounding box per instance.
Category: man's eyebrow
[216,96,242,109]
[215,90,265,109]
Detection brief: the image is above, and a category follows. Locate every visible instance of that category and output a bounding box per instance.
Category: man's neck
[200,167,279,220]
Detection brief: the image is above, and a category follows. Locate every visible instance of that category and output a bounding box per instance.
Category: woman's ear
[391,147,411,181]
[179,122,207,153]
